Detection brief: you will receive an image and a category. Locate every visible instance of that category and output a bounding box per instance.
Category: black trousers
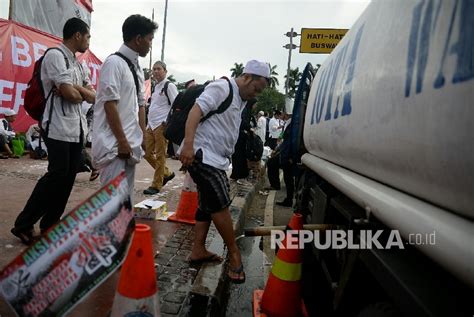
[282,162,295,202]
[266,138,278,150]
[230,133,249,180]
[14,137,82,232]
[267,154,281,190]
[267,154,295,200]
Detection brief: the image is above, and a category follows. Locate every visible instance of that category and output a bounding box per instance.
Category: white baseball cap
[243,60,270,79]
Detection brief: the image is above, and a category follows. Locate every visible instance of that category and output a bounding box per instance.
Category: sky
[1,0,371,92]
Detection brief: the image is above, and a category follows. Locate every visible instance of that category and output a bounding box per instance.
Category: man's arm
[104,100,132,159]
[180,103,203,167]
[58,84,84,104]
[74,84,96,104]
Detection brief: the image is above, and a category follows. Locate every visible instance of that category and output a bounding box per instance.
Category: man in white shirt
[12,18,96,244]
[92,14,158,200]
[179,60,270,283]
[268,110,283,149]
[255,110,267,143]
[143,61,178,195]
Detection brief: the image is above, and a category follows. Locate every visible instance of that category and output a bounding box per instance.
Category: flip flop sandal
[228,264,246,284]
[188,253,223,265]
[89,170,100,181]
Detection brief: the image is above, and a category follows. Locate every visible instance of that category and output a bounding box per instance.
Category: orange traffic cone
[168,172,198,225]
[253,213,308,317]
[110,224,160,316]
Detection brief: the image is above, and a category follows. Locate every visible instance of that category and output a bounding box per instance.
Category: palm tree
[230,62,244,78]
[284,67,302,98]
[268,64,279,89]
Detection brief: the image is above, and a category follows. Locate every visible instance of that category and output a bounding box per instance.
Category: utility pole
[161,0,168,62]
[8,0,12,19]
[283,28,298,96]
[149,8,154,70]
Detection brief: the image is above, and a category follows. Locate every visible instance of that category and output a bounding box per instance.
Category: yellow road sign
[300,28,348,54]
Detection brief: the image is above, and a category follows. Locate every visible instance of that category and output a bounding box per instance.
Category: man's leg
[266,154,281,190]
[190,219,212,259]
[188,157,243,280]
[285,164,295,202]
[211,208,244,280]
[13,138,81,234]
[39,139,82,231]
[151,125,169,189]
[143,128,156,169]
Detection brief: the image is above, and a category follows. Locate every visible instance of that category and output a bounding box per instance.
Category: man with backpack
[179,60,270,283]
[91,14,158,201]
[11,18,96,244]
[143,61,178,195]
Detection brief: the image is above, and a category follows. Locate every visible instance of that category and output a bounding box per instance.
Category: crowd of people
[6,15,297,285]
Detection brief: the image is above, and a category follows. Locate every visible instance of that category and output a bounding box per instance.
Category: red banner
[0,19,102,132]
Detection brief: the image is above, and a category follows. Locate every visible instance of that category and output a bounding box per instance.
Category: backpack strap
[161,81,171,105]
[43,47,69,137]
[201,77,233,122]
[113,52,140,99]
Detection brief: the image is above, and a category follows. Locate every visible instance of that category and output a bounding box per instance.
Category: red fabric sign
[76,0,94,12]
[0,19,102,132]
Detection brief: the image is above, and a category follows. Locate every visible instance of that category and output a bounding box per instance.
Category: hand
[117,140,132,159]
[53,88,62,97]
[179,142,195,167]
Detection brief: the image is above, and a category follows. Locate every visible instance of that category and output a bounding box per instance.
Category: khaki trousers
[144,124,171,189]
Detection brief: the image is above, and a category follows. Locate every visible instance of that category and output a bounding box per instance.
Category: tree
[167,74,176,83]
[143,68,152,80]
[230,62,244,78]
[255,87,285,115]
[268,64,279,89]
[284,67,302,98]
[176,81,187,91]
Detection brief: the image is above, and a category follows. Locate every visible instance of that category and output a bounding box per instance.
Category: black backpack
[164,77,233,145]
[245,132,264,161]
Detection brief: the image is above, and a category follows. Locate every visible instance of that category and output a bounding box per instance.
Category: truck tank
[303,0,474,219]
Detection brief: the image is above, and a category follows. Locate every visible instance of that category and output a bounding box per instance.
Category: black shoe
[143,187,160,195]
[11,227,35,245]
[162,172,175,187]
[276,199,292,207]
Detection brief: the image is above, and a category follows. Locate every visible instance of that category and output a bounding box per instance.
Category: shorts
[187,149,231,221]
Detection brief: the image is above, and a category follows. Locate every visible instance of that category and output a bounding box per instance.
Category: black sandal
[228,264,246,284]
[11,228,34,245]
